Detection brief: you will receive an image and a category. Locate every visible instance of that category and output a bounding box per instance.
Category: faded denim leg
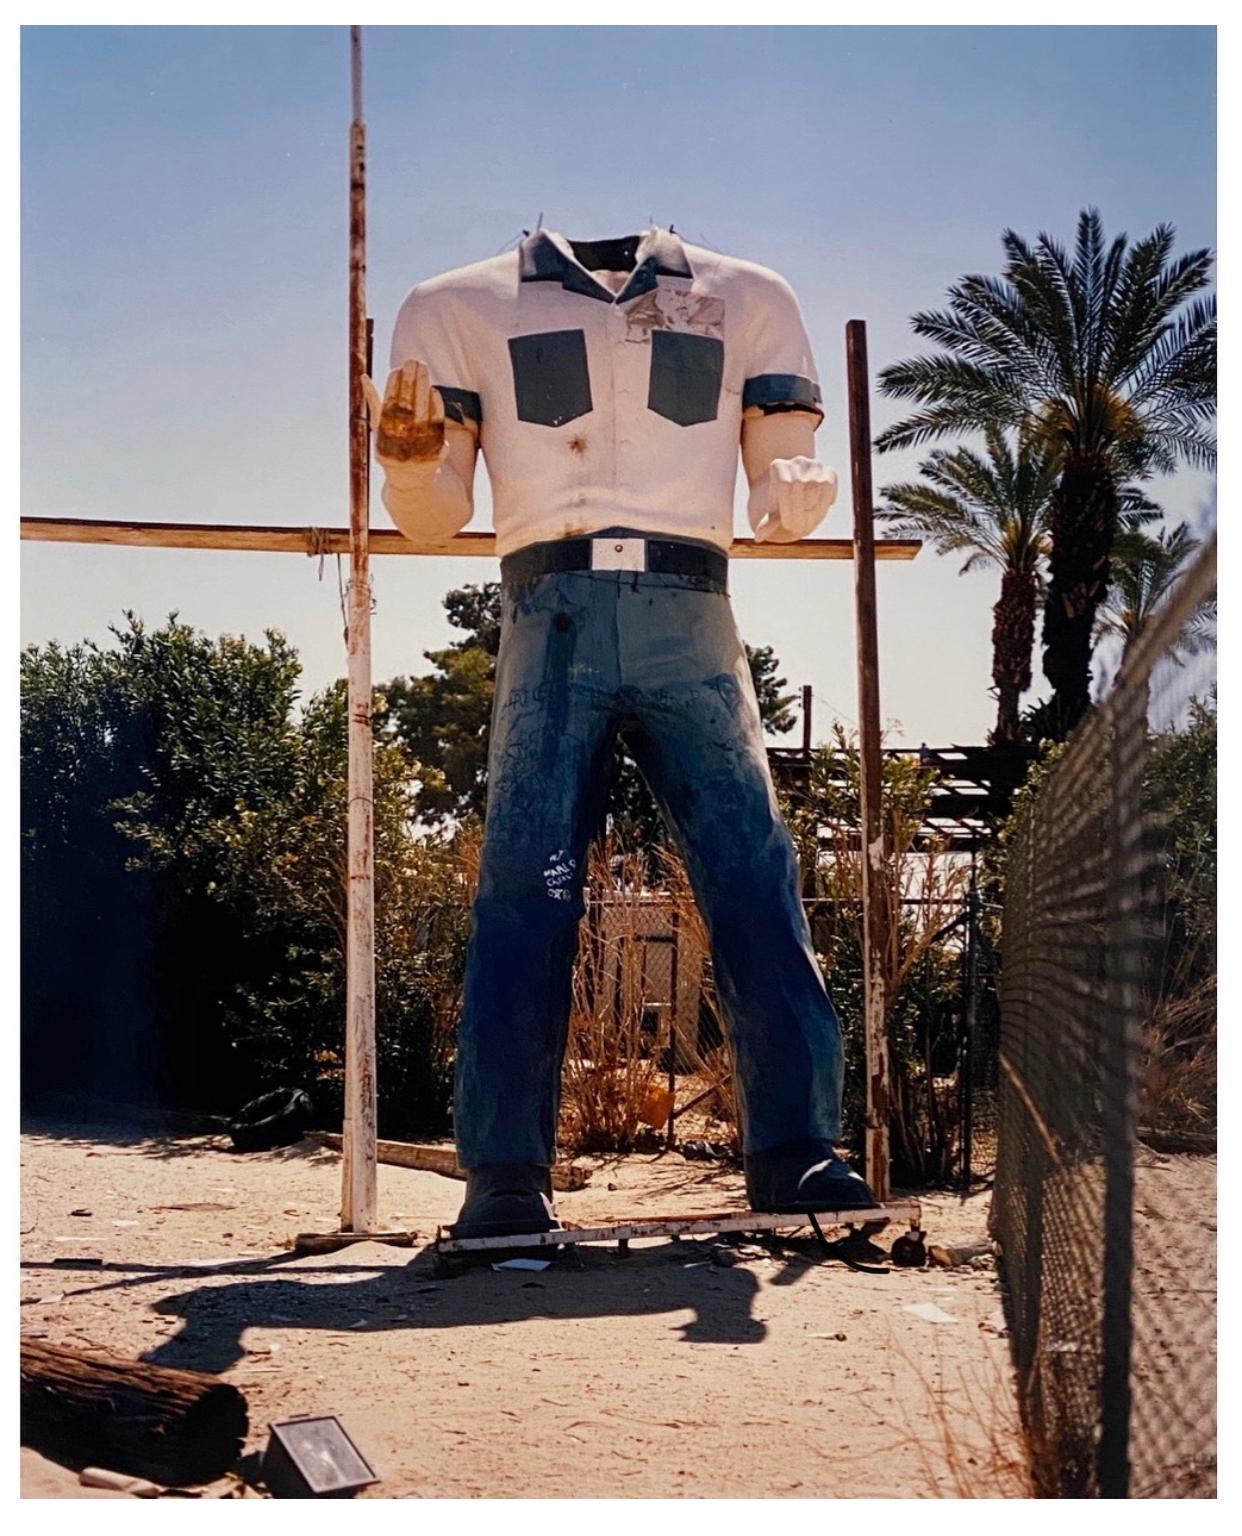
[454,573,617,1168]
[618,582,844,1153]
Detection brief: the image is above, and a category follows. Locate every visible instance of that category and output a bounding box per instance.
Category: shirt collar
[518,226,693,304]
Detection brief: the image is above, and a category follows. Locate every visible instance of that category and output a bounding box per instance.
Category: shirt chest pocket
[508,329,593,427]
[647,329,724,427]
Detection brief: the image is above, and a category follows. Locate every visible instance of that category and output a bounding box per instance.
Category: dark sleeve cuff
[435,385,483,427]
[743,373,823,419]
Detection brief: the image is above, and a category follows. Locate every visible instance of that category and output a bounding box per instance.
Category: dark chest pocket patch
[647,329,724,427]
[508,330,593,427]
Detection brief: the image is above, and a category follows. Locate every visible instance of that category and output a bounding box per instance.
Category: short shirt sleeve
[741,269,823,425]
[389,284,482,431]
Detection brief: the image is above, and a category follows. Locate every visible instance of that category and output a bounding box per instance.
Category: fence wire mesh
[991,532,1217,1498]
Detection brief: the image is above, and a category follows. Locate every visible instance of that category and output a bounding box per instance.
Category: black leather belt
[501,529,729,593]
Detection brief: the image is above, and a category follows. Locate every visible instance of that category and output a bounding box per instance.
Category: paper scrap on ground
[902,1301,959,1324]
[492,1258,551,1272]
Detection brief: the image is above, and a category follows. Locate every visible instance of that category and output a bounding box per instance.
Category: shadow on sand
[123,1240,820,1372]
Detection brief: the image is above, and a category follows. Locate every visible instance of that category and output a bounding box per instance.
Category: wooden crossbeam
[20,517,922,561]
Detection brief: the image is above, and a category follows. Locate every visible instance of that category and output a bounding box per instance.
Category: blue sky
[21,24,1216,746]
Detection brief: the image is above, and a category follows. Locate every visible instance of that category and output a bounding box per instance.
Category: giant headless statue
[372,228,875,1236]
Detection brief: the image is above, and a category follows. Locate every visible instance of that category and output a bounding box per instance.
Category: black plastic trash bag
[229,1088,314,1153]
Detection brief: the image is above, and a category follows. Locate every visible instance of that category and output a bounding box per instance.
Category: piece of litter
[70,1209,92,1218]
[79,1466,163,1497]
[491,1258,551,1272]
[902,1302,959,1325]
[112,1220,141,1229]
[150,1201,237,1213]
[810,1332,848,1341]
[182,1254,262,1268]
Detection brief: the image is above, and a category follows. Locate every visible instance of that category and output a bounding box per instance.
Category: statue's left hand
[754,456,838,542]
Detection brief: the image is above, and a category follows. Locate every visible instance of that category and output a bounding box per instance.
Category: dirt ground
[20,1116,1028,1499]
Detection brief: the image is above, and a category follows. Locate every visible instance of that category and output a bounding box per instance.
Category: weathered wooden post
[341,23,377,1234]
[845,319,891,1201]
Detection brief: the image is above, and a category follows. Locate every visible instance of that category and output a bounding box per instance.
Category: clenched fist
[753,456,838,542]
[364,360,447,468]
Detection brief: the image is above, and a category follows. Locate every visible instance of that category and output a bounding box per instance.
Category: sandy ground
[20,1117,1027,1500]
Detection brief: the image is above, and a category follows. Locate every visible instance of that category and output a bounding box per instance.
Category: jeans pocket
[647,329,724,427]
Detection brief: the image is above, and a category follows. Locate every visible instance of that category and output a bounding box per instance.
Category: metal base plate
[434,1203,921,1254]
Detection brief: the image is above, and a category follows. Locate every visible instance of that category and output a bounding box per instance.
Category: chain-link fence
[991,533,1217,1497]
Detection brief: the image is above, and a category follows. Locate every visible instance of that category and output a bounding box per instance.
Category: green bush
[21,614,463,1134]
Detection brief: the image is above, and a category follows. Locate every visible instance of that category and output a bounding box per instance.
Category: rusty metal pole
[846,320,891,1202]
[341,24,377,1234]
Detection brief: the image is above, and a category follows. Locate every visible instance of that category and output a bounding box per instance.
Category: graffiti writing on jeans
[543,849,577,901]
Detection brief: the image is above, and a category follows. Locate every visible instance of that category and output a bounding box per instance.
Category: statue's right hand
[366,360,446,467]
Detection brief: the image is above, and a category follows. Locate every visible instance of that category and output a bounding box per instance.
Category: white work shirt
[389,227,823,558]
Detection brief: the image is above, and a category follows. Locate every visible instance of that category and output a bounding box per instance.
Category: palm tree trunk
[991,567,1037,744]
[1041,454,1119,738]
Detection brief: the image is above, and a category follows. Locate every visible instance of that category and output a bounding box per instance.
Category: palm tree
[878,428,1056,743]
[1096,521,1216,668]
[875,209,1216,738]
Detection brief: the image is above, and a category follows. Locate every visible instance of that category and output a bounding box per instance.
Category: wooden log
[291,1229,414,1256]
[311,1132,591,1192]
[20,1341,248,1487]
[19,516,922,561]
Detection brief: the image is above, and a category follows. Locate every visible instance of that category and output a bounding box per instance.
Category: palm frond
[1127,296,1217,414]
[1000,225,1081,389]
[1111,245,1216,384]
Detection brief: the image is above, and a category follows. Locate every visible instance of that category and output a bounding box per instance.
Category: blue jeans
[454,558,845,1167]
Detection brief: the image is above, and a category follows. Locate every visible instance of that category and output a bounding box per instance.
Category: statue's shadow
[144,1241,783,1374]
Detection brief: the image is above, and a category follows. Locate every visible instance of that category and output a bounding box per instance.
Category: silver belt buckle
[591,536,647,572]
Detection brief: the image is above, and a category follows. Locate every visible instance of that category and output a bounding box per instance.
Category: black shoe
[744,1139,877,1212]
[449,1163,562,1240]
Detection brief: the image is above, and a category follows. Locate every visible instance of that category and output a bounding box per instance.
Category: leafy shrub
[21,614,464,1134]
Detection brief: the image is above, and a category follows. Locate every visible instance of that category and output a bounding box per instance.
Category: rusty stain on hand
[377,360,446,464]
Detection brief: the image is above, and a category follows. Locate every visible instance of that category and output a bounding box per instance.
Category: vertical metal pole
[962,850,979,1189]
[341,24,377,1234]
[846,320,891,1202]
[666,906,680,1151]
[1098,688,1144,1497]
